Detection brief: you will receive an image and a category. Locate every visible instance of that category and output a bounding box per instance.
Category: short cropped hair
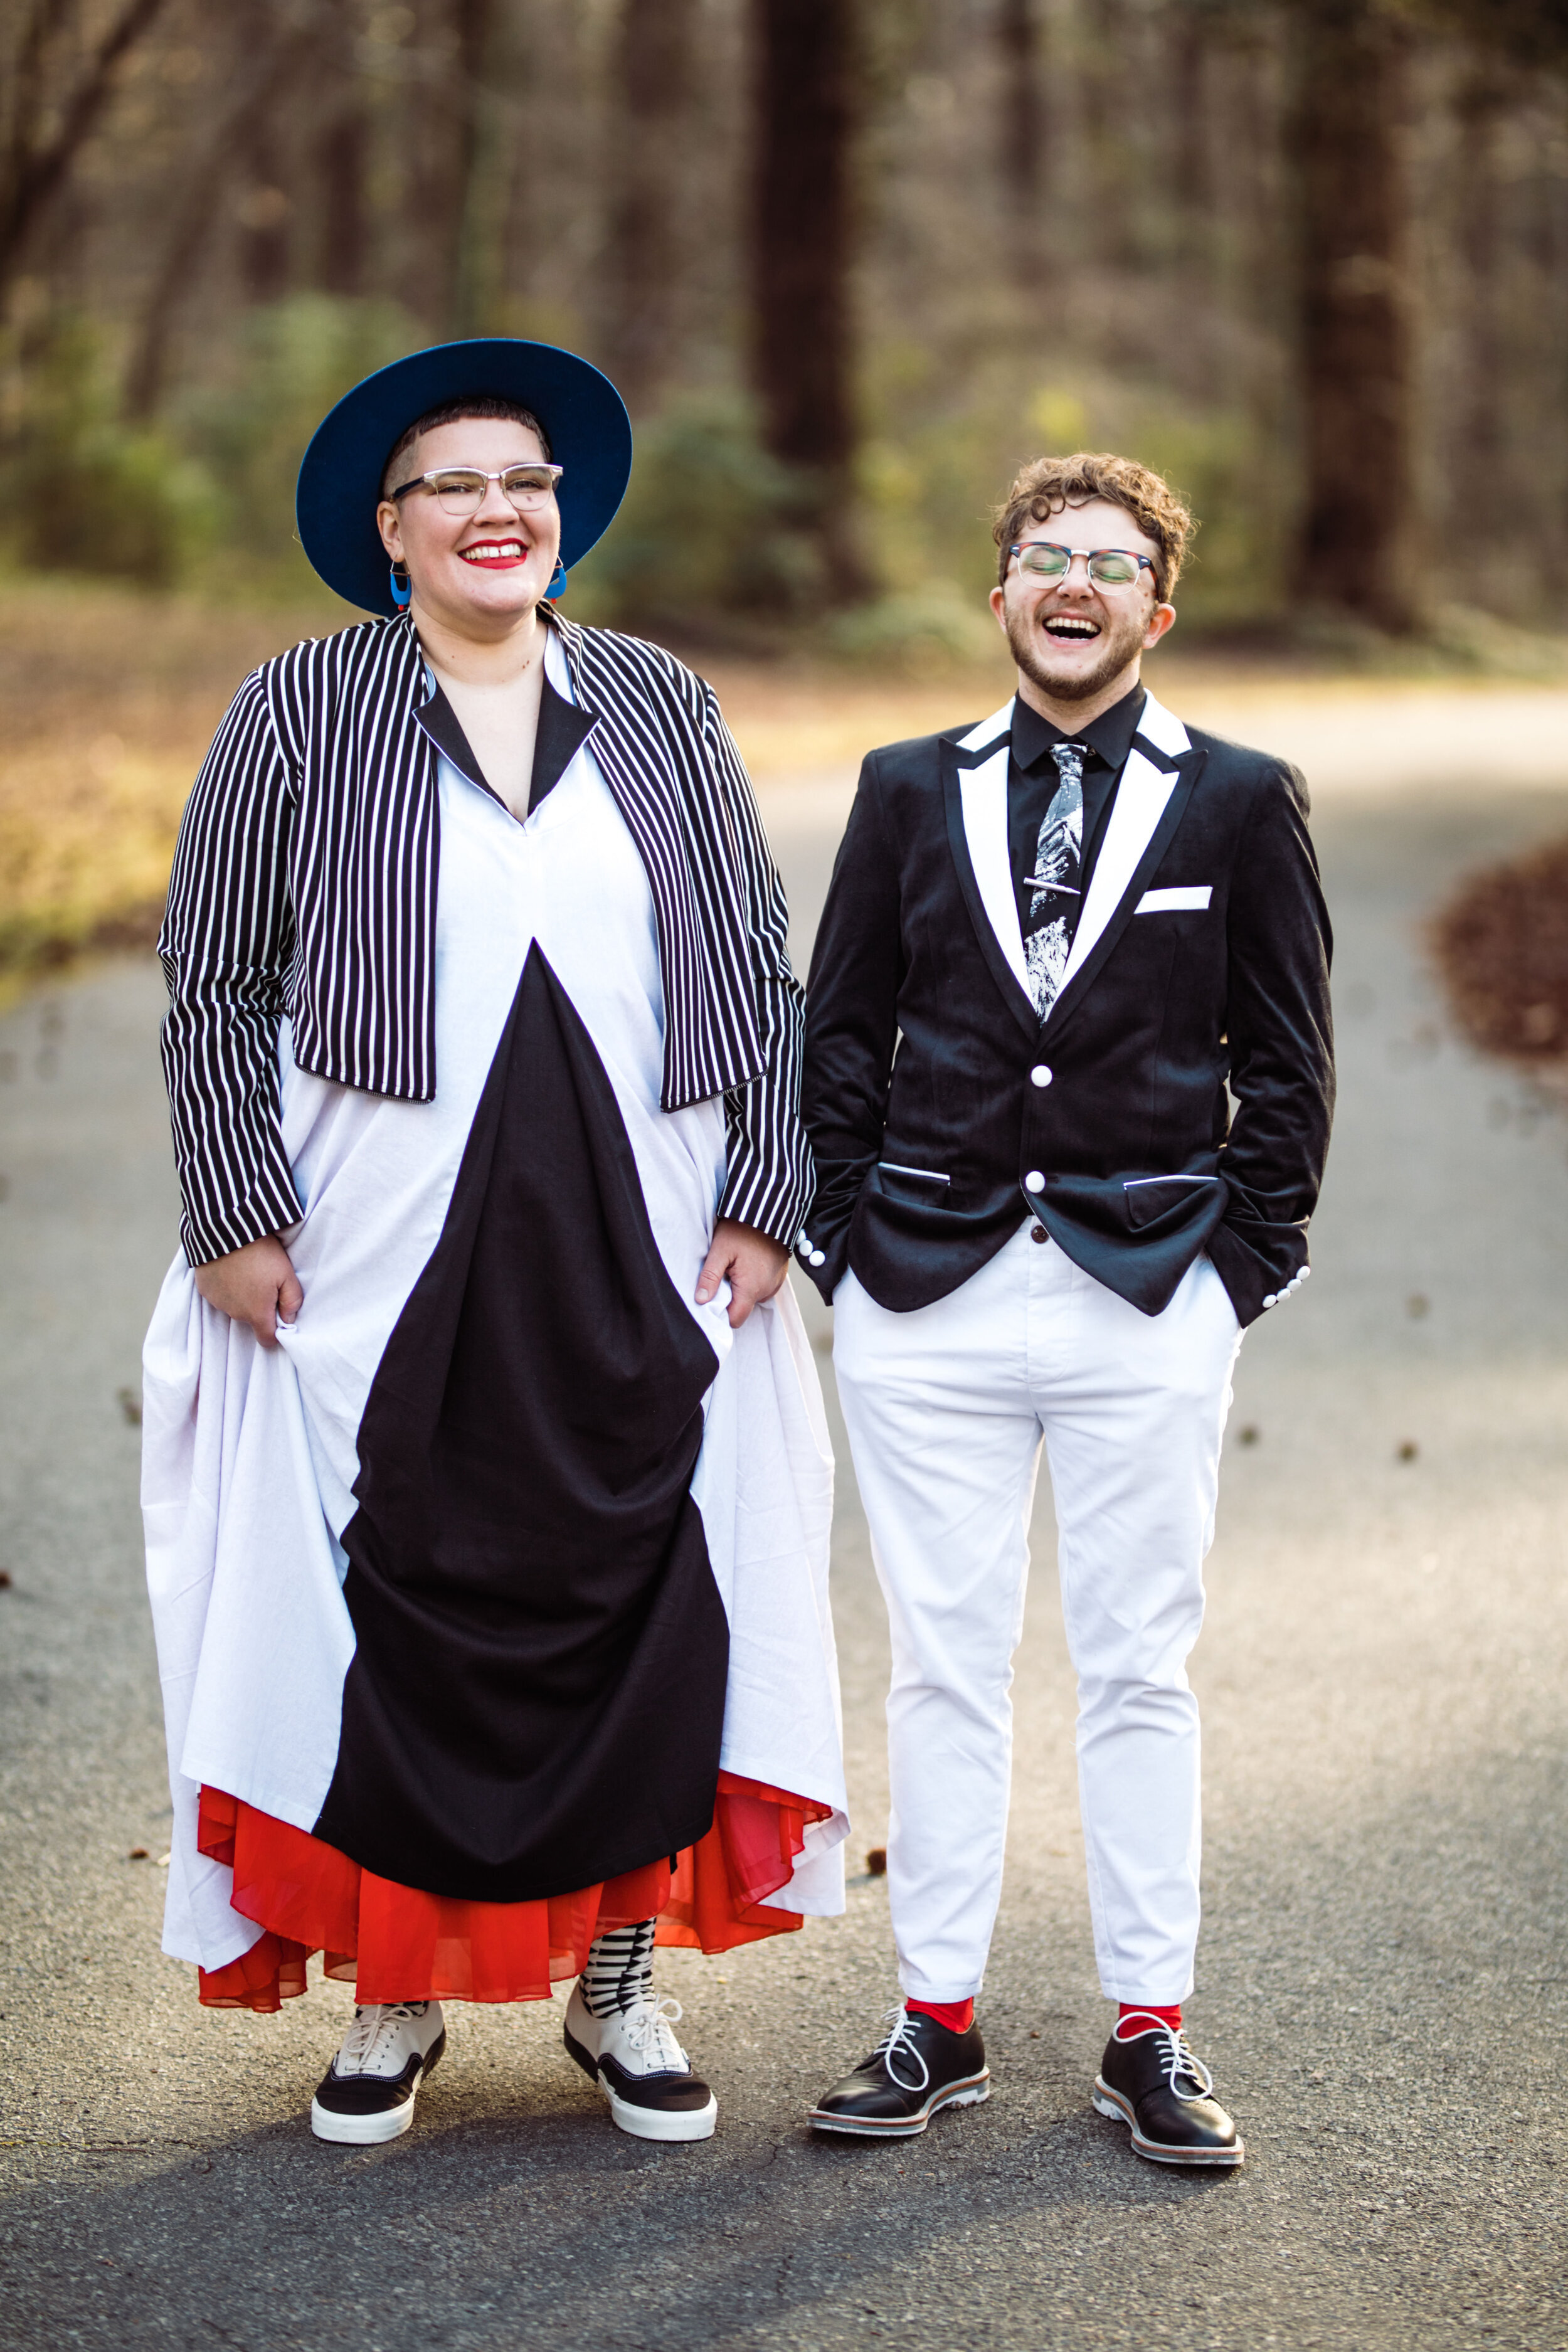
[993,451,1194,597]
[381,398,553,498]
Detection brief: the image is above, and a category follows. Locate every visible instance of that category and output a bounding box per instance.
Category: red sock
[908,1996,975,2034]
[1116,2002,1181,2041]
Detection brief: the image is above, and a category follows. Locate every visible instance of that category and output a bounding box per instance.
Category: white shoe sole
[564,2022,718,2141]
[1091,2080,1246,2168]
[310,2092,418,2146]
[310,2028,444,2146]
[600,2075,718,2143]
[808,2074,990,2138]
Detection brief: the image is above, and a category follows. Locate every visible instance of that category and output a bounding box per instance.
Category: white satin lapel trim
[956,701,1028,995]
[956,699,1014,757]
[1135,689,1190,764]
[1057,691,1190,995]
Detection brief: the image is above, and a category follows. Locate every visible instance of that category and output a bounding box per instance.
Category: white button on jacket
[1025,1169,1045,1191]
[1030,1065,1052,1088]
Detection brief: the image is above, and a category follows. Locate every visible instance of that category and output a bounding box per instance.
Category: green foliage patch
[1,319,219,586]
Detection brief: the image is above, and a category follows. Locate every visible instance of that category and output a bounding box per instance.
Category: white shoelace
[872,2005,931,2095]
[334,2001,427,2079]
[1127,2019,1215,2105]
[620,1994,689,2075]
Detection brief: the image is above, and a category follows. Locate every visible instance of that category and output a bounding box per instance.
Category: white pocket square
[1135,885,1212,913]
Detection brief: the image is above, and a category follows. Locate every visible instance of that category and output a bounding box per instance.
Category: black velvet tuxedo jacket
[798,688,1334,1327]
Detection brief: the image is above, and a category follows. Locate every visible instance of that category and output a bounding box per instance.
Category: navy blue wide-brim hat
[295,338,632,616]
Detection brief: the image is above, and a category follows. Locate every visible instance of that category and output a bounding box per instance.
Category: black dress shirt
[1007,682,1147,950]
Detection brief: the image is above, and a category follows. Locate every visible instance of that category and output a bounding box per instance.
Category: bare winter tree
[748,0,866,601]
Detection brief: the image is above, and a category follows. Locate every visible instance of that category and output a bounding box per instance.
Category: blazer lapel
[1042,689,1205,1039]
[550,613,677,846]
[940,700,1039,1042]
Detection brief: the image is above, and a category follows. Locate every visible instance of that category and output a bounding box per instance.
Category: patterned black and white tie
[1023,742,1086,1021]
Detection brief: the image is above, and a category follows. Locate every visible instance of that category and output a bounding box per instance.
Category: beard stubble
[1004,598,1150,705]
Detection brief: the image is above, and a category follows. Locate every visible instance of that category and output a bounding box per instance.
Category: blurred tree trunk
[0,0,171,306]
[604,0,697,411]
[1455,70,1506,487]
[1291,0,1420,632]
[448,0,501,335]
[995,0,1044,287]
[400,0,495,332]
[1172,11,1211,283]
[237,119,293,303]
[125,137,238,416]
[235,0,295,307]
[749,0,867,602]
[127,19,317,418]
[317,105,368,297]
[125,26,310,417]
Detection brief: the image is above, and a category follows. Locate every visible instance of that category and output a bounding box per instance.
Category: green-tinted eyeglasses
[1009,541,1159,591]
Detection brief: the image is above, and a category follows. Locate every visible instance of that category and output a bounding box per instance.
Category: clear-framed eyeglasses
[1009,541,1159,591]
[389,463,564,516]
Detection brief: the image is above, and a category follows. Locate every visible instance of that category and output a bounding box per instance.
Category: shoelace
[336,2001,427,2078]
[871,2005,930,2095]
[619,1994,689,2075]
[1142,2020,1215,2106]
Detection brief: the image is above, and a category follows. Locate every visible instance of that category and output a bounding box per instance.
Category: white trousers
[834,1222,1243,2006]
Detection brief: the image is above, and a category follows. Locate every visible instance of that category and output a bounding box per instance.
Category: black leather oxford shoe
[808,2006,990,2137]
[1093,2021,1243,2167]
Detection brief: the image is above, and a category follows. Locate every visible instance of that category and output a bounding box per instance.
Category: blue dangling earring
[544,558,568,601]
[389,563,412,610]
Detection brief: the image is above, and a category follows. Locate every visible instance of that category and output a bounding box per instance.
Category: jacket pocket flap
[1123,1173,1221,1231]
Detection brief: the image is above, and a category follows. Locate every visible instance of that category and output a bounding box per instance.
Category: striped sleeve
[157,670,304,1266]
[701,687,815,1248]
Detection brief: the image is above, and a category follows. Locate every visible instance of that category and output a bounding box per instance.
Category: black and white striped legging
[578,1919,657,2018]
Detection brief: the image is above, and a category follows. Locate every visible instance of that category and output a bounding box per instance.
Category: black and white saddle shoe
[310,2001,447,2146]
[1093,2021,1244,2168]
[564,1983,718,2143]
[808,2005,990,2138]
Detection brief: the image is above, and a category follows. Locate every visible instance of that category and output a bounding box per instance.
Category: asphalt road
[3,691,1567,2350]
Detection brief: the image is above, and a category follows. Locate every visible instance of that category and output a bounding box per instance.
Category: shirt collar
[1011,681,1147,776]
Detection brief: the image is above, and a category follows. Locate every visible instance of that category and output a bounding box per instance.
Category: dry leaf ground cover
[0,581,341,985]
[1431,833,1568,1083]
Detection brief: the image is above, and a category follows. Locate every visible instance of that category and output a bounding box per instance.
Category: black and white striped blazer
[158,608,812,1266]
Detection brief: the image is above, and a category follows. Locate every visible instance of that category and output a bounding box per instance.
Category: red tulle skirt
[195,1776,830,2013]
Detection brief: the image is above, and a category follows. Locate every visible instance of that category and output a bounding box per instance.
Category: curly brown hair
[992,452,1194,597]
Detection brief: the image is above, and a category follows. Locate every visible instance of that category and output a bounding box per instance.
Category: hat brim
[295,339,632,616]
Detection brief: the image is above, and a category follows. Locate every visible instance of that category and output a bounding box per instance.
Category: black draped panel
[314,946,727,1901]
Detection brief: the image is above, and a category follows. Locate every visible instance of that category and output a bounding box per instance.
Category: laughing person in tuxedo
[798,452,1333,2165]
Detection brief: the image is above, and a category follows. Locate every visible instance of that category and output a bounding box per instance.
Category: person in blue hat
[140,341,847,2148]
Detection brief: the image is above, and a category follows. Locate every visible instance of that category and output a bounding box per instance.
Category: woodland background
[4,0,1568,653]
[5,0,1568,982]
